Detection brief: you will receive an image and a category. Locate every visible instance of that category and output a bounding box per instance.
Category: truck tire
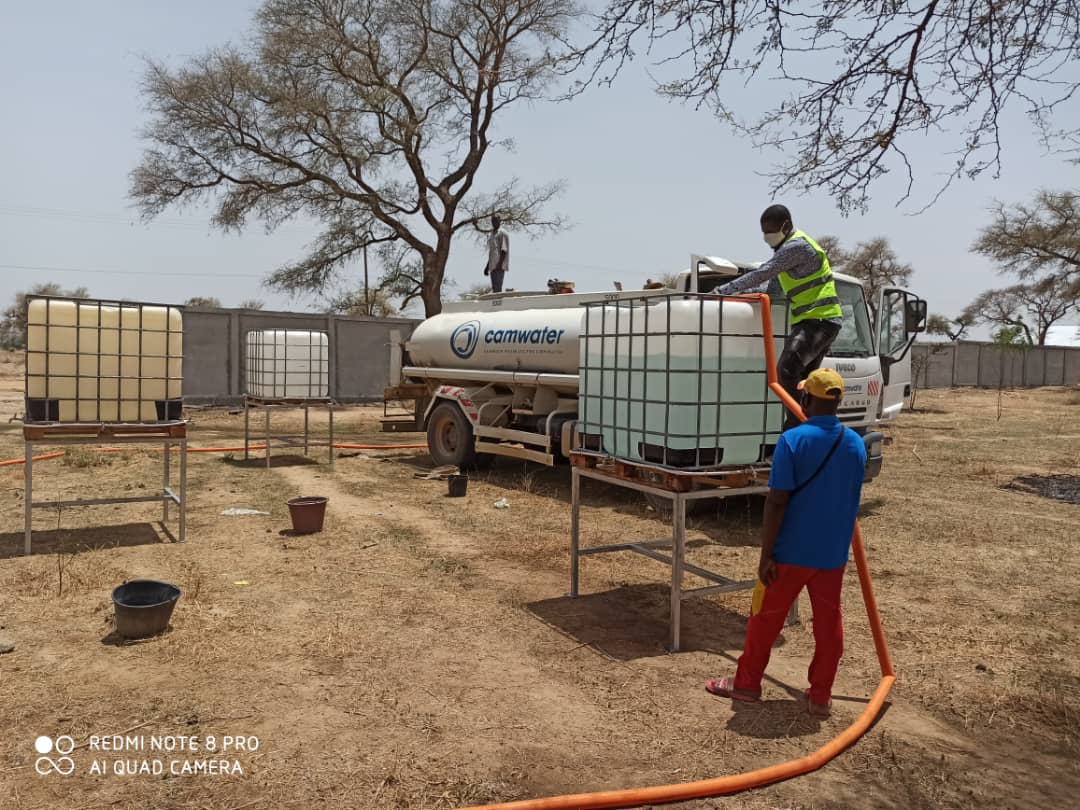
[427,401,479,468]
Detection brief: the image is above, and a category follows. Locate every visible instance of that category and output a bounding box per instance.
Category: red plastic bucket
[287,496,328,534]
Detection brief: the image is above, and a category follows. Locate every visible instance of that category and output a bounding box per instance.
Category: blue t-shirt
[767,415,866,570]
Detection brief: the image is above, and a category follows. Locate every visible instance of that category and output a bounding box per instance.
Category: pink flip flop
[705,676,760,702]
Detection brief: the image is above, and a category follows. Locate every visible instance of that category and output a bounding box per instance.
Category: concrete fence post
[327,315,337,399]
[229,311,240,397]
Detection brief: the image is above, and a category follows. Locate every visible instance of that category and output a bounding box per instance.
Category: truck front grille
[838,406,867,424]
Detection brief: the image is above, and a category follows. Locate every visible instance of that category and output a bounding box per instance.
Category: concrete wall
[182,307,418,403]
[912,341,1080,388]
[183,314,1080,399]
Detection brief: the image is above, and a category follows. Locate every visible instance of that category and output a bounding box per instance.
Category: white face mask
[763,230,786,248]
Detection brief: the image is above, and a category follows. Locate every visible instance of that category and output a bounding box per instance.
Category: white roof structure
[1045,324,1080,347]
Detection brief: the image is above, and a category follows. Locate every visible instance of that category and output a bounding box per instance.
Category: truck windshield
[830,281,874,357]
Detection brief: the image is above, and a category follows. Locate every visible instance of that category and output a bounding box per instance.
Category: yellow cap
[798,368,845,400]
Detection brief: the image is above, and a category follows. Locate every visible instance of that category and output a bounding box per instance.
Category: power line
[0,204,632,273]
[0,263,265,279]
[0,203,311,233]
[0,204,212,231]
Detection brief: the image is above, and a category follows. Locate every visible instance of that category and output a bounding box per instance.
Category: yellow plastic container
[26,299,183,422]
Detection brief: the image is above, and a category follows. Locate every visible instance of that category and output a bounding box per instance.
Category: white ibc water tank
[245,330,329,399]
[407,308,583,374]
[25,298,183,423]
[579,297,786,468]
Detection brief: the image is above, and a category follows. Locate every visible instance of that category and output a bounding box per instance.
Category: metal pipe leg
[243,398,250,460]
[179,437,188,543]
[163,441,171,522]
[670,491,686,652]
[328,402,335,469]
[24,441,32,556]
[304,405,310,456]
[570,466,581,597]
[265,407,271,469]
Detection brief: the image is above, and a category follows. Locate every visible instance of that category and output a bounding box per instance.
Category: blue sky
[2,1,1078,333]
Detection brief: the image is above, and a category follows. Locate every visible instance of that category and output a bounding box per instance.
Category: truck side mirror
[905,298,927,333]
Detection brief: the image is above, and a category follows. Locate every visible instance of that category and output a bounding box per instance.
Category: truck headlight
[869,438,882,457]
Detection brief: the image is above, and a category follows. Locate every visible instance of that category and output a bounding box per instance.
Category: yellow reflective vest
[778,230,843,324]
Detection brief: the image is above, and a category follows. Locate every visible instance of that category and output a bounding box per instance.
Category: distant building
[1045,324,1080,347]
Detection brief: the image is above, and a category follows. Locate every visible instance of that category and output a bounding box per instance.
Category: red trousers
[734,563,846,704]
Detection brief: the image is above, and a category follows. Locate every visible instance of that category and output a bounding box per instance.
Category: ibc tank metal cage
[244,329,330,400]
[24,295,184,424]
[577,293,790,471]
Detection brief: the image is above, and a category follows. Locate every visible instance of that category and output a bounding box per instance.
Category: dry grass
[61,446,115,468]
[0,388,1078,809]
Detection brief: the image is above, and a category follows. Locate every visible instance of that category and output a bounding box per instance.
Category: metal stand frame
[243,396,335,469]
[22,422,188,556]
[570,464,797,652]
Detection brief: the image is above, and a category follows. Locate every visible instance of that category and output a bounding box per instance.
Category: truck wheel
[427,402,478,468]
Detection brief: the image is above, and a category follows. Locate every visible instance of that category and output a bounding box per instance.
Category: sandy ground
[1,351,1078,809]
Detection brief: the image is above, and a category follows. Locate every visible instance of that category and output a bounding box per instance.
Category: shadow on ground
[724,696,826,739]
[219,454,321,469]
[100,626,175,647]
[859,496,887,517]
[397,456,767,547]
[527,583,790,662]
[1,521,170,559]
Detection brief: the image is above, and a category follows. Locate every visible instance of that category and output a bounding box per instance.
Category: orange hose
[460,293,895,810]
[0,451,66,467]
[332,443,427,450]
[0,443,427,465]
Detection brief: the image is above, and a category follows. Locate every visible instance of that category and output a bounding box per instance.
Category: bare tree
[815,235,844,263]
[972,190,1080,289]
[827,237,913,317]
[962,277,1079,346]
[330,286,404,318]
[183,296,223,309]
[926,313,973,342]
[459,282,492,300]
[238,299,266,310]
[0,283,89,349]
[131,0,571,318]
[570,1,1080,212]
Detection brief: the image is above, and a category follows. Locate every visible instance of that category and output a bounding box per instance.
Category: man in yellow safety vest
[716,204,844,431]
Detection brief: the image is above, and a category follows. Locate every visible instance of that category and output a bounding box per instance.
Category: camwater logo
[450,320,481,359]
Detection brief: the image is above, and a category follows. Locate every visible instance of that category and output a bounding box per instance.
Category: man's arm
[717,238,818,295]
[758,489,791,585]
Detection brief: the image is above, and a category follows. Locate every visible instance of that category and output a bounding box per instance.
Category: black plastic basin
[111,580,181,639]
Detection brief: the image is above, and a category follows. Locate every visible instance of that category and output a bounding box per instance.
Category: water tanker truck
[388,256,926,480]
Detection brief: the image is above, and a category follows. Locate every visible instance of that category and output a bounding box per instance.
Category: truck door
[877,287,928,420]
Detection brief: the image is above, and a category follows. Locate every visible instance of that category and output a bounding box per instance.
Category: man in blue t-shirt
[706,368,866,716]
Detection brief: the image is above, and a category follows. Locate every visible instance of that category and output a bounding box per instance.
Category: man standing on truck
[484,215,510,293]
[705,369,866,717]
[715,204,843,431]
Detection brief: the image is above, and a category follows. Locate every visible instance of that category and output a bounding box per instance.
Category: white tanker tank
[406,291,786,381]
[406,306,584,374]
